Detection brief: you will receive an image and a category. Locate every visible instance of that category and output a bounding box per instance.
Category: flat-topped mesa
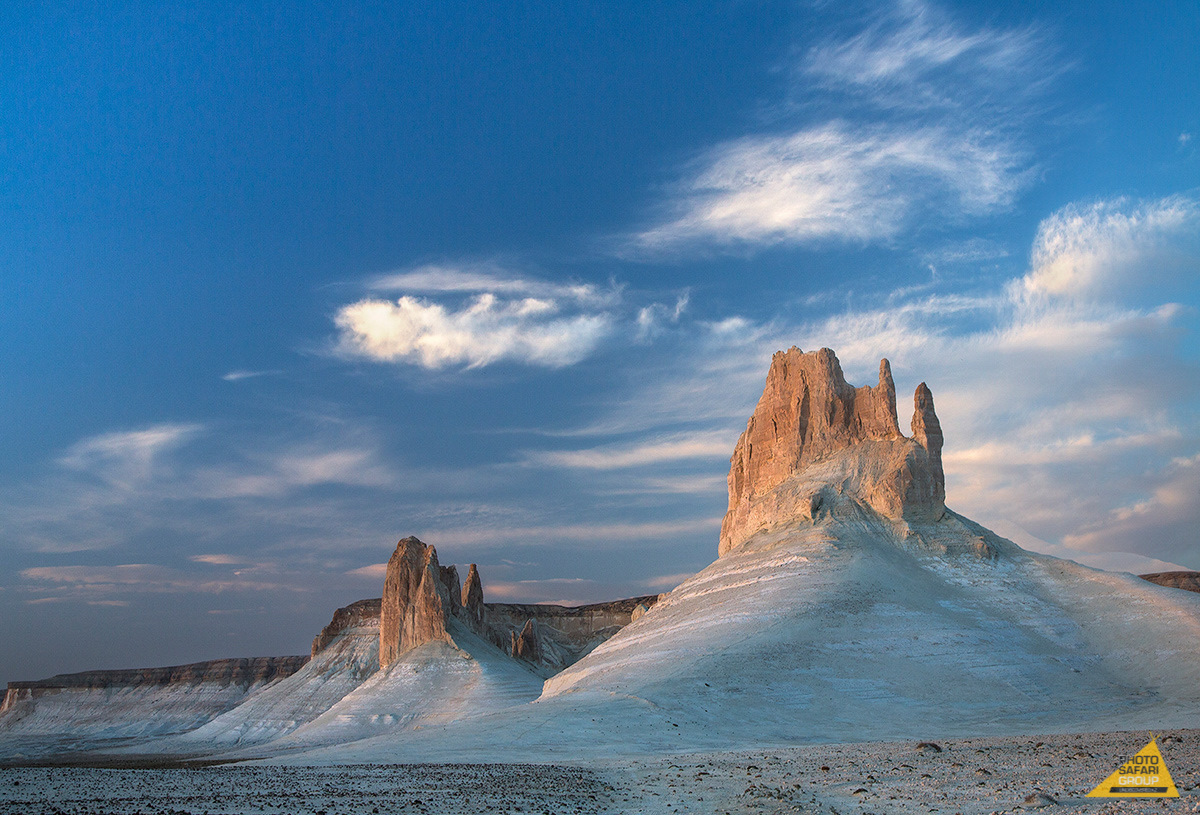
[379,536,453,667]
[719,347,946,556]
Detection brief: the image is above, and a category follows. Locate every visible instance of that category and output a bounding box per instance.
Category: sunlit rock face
[379,537,452,667]
[720,347,946,556]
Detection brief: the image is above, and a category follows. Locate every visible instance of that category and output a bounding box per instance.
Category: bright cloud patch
[336,294,612,369]
[1024,194,1200,299]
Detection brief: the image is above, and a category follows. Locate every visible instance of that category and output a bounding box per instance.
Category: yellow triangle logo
[1087,737,1179,798]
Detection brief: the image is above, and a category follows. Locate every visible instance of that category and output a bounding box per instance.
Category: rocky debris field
[2,730,1198,815]
[616,729,1200,814]
[0,763,615,815]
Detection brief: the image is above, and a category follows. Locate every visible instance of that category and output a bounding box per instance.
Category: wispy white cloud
[368,263,621,307]
[190,554,249,565]
[335,264,695,370]
[5,420,402,554]
[636,123,1026,250]
[58,423,203,491]
[631,0,1047,253]
[20,564,296,597]
[194,447,397,498]
[1061,453,1200,565]
[802,0,1047,110]
[429,517,723,548]
[345,563,388,579]
[636,292,690,342]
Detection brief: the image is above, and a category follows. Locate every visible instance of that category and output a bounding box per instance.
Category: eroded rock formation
[511,619,541,662]
[720,347,946,555]
[379,537,452,667]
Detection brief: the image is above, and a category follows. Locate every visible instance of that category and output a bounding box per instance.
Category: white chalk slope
[136,617,544,761]
[269,497,1200,765]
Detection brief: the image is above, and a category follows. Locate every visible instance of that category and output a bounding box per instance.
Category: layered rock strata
[0,656,307,718]
[720,347,946,556]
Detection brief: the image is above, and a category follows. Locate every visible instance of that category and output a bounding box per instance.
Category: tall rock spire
[379,537,452,667]
[911,382,945,505]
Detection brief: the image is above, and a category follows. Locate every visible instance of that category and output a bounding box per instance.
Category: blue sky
[2,0,1199,684]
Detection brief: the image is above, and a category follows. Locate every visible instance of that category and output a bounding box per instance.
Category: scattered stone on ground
[2,729,1196,815]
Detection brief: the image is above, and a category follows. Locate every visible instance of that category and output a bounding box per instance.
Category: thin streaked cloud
[526,432,733,470]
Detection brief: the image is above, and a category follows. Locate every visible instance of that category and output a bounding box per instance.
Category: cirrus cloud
[631,0,1048,254]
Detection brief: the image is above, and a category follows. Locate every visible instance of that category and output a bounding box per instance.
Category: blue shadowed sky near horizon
[2,0,1199,684]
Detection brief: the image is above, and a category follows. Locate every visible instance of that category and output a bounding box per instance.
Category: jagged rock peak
[719,347,946,556]
[379,536,452,667]
[461,564,485,631]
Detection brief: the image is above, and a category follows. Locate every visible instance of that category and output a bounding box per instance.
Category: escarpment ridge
[0,656,308,716]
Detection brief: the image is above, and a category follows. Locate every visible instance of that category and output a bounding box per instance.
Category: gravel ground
[1,729,1197,815]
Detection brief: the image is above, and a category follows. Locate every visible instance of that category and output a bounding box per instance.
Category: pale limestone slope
[214,620,544,761]
[271,506,1200,766]
[158,619,381,751]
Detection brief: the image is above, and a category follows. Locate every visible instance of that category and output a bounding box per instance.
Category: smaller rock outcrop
[461,564,485,631]
[379,537,453,667]
[511,619,541,663]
